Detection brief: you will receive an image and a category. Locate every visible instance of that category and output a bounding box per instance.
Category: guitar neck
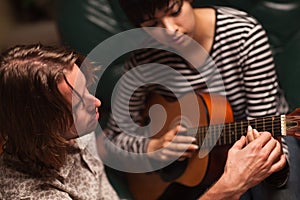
[190,115,286,147]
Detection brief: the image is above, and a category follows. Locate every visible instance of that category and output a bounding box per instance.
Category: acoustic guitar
[126,92,299,200]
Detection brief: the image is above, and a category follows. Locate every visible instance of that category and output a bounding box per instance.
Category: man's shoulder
[0,165,71,200]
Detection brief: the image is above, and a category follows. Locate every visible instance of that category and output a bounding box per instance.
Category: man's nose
[94,97,101,108]
[85,95,101,112]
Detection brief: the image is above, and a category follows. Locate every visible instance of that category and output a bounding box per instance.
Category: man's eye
[72,89,85,110]
[73,101,81,110]
[73,97,83,110]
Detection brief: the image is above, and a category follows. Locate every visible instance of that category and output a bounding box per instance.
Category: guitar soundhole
[158,159,188,182]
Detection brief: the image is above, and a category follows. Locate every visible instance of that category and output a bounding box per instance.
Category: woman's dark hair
[0,44,80,174]
[119,0,172,26]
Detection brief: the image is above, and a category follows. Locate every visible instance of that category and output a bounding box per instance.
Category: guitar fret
[234,122,237,142]
[227,125,229,145]
[221,125,224,145]
[255,119,257,129]
[240,121,243,138]
[230,127,232,144]
[229,126,232,144]
[247,120,250,136]
[272,117,274,134]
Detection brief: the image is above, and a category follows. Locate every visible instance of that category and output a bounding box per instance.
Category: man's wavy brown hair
[0,44,86,175]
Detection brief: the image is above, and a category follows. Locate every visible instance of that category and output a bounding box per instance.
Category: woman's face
[57,64,101,139]
[140,0,196,48]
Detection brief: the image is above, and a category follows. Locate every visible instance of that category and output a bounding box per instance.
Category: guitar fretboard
[188,115,285,147]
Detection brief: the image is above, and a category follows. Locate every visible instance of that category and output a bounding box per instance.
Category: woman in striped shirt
[103,0,289,199]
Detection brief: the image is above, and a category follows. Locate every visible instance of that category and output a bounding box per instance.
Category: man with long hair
[0,44,118,199]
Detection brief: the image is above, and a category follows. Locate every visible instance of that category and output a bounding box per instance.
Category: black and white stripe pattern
[105,7,288,154]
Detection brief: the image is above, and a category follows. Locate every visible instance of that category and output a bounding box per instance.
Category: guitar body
[126,92,234,200]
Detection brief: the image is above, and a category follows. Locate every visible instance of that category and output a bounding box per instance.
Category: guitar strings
[187,119,283,146]
[188,120,283,134]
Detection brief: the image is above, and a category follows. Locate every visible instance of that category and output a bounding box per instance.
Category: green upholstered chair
[56,0,132,55]
[276,31,300,111]
[248,0,300,112]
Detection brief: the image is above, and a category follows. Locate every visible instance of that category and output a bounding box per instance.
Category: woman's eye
[141,20,159,27]
[169,0,183,17]
[170,5,182,17]
[149,21,159,27]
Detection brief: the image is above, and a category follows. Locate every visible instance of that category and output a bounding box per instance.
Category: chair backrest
[275,31,300,111]
[56,0,132,55]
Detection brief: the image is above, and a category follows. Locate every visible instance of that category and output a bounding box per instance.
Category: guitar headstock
[286,108,300,139]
